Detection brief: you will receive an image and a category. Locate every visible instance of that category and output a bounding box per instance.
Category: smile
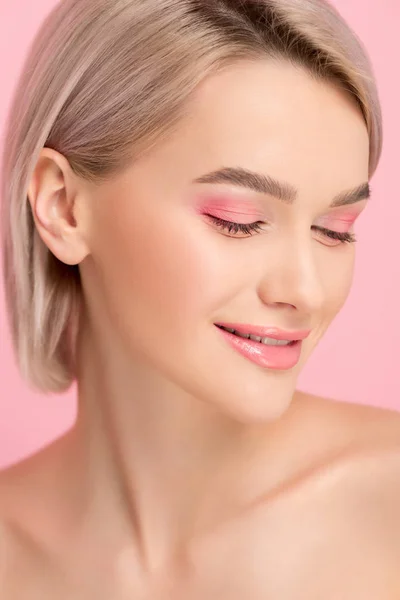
[216,325,294,346]
[215,324,303,370]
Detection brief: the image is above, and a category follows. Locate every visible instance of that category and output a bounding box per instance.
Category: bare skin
[1,59,400,597]
[1,392,400,598]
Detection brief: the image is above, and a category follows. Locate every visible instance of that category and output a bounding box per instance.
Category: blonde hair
[1,0,382,394]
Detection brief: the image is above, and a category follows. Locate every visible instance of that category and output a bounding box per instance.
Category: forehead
[97,59,370,209]
[175,59,369,194]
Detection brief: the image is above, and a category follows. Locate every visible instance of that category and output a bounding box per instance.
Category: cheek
[322,251,355,316]
[89,201,229,337]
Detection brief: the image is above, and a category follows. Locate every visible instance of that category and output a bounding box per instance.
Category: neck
[66,315,292,576]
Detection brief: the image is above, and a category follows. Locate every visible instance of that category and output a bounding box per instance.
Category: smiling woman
[1,0,400,597]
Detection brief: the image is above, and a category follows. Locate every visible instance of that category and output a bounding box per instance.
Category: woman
[1,0,399,597]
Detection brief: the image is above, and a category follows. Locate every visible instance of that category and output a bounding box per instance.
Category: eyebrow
[193,166,370,208]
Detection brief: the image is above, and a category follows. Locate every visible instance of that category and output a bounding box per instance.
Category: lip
[214,323,311,341]
[215,325,304,370]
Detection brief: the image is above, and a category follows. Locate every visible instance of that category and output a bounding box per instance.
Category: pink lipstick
[214,323,311,370]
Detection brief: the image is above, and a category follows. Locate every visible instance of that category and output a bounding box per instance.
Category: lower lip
[215,326,302,370]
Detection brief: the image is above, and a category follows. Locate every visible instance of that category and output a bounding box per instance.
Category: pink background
[0,1,399,469]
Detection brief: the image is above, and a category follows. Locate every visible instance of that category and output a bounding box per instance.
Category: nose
[257,234,325,317]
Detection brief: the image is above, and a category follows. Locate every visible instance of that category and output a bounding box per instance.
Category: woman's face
[79,59,370,422]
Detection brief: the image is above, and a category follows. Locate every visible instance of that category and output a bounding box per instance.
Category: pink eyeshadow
[317,209,361,232]
[194,195,266,222]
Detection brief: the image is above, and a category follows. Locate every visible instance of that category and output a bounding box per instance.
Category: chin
[185,367,299,425]
[225,380,297,424]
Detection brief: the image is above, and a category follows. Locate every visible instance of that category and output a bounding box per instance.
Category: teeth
[219,326,292,346]
[271,339,292,346]
[235,331,251,339]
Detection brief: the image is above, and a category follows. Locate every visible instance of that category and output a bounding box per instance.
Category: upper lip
[215,323,311,341]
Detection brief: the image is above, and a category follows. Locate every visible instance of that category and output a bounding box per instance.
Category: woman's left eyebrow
[193,166,370,208]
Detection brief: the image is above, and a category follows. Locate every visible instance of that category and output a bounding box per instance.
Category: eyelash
[207,215,357,244]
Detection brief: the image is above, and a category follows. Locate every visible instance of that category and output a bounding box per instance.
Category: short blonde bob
[1,0,382,394]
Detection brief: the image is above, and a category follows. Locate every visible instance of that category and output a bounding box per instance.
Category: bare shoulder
[287,390,400,516]
[0,459,37,550]
[195,395,400,596]
[0,451,47,522]
[0,467,55,596]
[250,391,400,588]
[0,435,71,555]
[0,445,70,593]
[294,389,400,452]
[292,390,400,533]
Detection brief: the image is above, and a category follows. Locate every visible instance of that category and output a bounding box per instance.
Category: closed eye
[206,215,357,244]
[311,225,356,244]
[206,215,264,236]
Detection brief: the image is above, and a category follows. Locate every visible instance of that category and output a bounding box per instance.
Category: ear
[27,148,91,266]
